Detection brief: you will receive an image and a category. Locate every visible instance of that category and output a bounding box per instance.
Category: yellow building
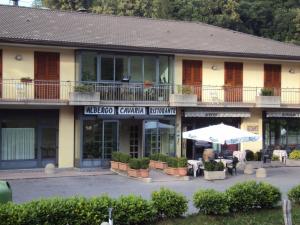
[0,5,299,169]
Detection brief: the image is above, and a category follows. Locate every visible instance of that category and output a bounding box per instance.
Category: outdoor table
[273,150,287,163]
[233,151,246,162]
[188,160,203,177]
[215,158,233,167]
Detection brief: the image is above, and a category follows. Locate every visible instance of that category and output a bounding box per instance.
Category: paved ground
[6,167,300,214]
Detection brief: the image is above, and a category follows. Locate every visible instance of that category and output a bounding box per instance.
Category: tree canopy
[38,0,300,44]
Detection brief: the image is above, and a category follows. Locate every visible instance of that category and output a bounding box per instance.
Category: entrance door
[264,64,281,96]
[0,50,2,98]
[224,62,243,102]
[40,126,58,167]
[34,52,60,99]
[182,60,202,101]
[103,121,118,161]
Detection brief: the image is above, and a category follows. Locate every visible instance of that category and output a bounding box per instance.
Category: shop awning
[185,110,251,118]
[266,111,300,118]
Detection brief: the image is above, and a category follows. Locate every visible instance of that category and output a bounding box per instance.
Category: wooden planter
[110,161,119,170]
[204,170,226,180]
[140,169,149,178]
[155,161,168,170]
[149,160,156,169]
[164,167,177,176]
[128,168,141,177]
[177,167,187,176]
[118,162,128,171]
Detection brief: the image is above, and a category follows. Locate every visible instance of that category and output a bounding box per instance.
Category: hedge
[288,184,300,204]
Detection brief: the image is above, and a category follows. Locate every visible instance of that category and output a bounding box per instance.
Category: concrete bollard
[44,163,56,175]
[244,164,254,175]
[256,168,267,178]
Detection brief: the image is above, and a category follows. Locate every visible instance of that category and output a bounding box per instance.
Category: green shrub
[114,195,156,225]
[226,181,281,212]
[119,153,130,163]
[288,185,300,204]
[289,150,300,160]
[140,158,150,169]
[177,157,187,167]
[260,87,274,96]
[158,154,168,162]
[204,161,224,171]
[150,153,159,161]
[74,84,94,92]
[272,155,280,161]
[112,152,121,162]
[246,150,254,161]
[151,188,188,219]
[129,158,141,169]
[167,157,178,168]
[193,189,229,215]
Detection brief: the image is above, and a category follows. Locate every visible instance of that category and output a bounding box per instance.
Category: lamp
[15,54,22,61]
[289,68,295,74]
[211,65,218,70]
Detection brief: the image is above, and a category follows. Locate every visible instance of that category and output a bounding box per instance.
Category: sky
[0,0,33,7]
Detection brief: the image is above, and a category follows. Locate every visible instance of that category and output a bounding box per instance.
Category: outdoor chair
[227,157,238,175]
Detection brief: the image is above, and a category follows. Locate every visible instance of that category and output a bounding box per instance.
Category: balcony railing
[0,79,300,106]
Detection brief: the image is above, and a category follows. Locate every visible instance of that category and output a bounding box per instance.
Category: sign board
[247,124,259,134]
[185,111,250,118]
[149,107,176,115]
[84,106,115,115]
[118,107,146,115]
[266,112,300,118]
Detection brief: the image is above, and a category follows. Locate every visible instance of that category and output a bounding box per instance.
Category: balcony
[0,79,300,108]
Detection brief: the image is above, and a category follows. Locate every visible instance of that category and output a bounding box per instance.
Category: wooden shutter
[264,64,281,96]
[0,50,2,98]
[182,60,202,85]
[224,62,243,102]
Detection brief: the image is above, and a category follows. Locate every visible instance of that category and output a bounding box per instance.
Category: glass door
[103,121,118,160]
[40,126,58,167]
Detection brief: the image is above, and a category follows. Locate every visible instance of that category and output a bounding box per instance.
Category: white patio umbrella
[182,123,261,144]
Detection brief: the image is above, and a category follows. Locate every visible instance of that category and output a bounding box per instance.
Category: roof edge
[1,37,300,61]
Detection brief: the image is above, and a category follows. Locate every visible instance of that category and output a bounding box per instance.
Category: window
[144,56,156,83]
[115,56,129,81]
[159,56,169,84]
[101,56,114,81]
[130,125,139,158]
[130,56,143,82]
[81,52,97,81]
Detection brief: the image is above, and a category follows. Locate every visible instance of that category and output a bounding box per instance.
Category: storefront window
[144,120,175,157]
[81,52,97,81]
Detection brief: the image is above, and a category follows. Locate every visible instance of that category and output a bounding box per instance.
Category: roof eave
[1,37,300,61]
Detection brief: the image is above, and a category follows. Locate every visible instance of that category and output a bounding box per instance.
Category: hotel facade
[0,5,300,169]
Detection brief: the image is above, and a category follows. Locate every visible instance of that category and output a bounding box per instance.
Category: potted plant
[20,77,33,83]
[156,154,168,170]
[144,80,153,88]
[118,153,130,171]
[165,157,178,175]
[140,158,150,178]
[69,83,100,105]
[177,157,188,176]
[256,87,280,107]
[204,161,226,180]
[111,152,120,170]
[170,85,197,106]
[149,153,159,169]
[128,158,141,177]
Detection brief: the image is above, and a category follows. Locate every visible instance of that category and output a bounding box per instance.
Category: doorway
[39,126,58,167]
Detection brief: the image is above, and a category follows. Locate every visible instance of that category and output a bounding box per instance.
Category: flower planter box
[118,162,128,171]
[155,161,168,170]
[127,168,141,177]
[177,167,187,176]
[204,170,226,180]
[140,169,149,178]
[110,161,119,170]
[69,92,100,105]
[164,167,177,176]
[256,96,280,108]
[170,94,198,106]
[149,160,156,169]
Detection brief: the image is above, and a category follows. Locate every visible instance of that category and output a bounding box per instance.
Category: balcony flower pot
[204,170,226,180]
[110,161,119,170]
[256,96,280,107]
[118,162,128,171]
[177,167,187,176]
[127,168,141,177]
[170,94,198,106]
[164,167,177,176]
[20,77,33,83]
[177,157,188,176]
[140,169,149,178]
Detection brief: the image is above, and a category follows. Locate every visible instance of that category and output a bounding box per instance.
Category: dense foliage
[193,189,229,215]
[37,0,300,44]
[151,188,188,218]
[289,150,300,159]
[288,184,300,204]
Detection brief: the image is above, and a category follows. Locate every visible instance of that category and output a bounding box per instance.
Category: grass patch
[155,205,300,225]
